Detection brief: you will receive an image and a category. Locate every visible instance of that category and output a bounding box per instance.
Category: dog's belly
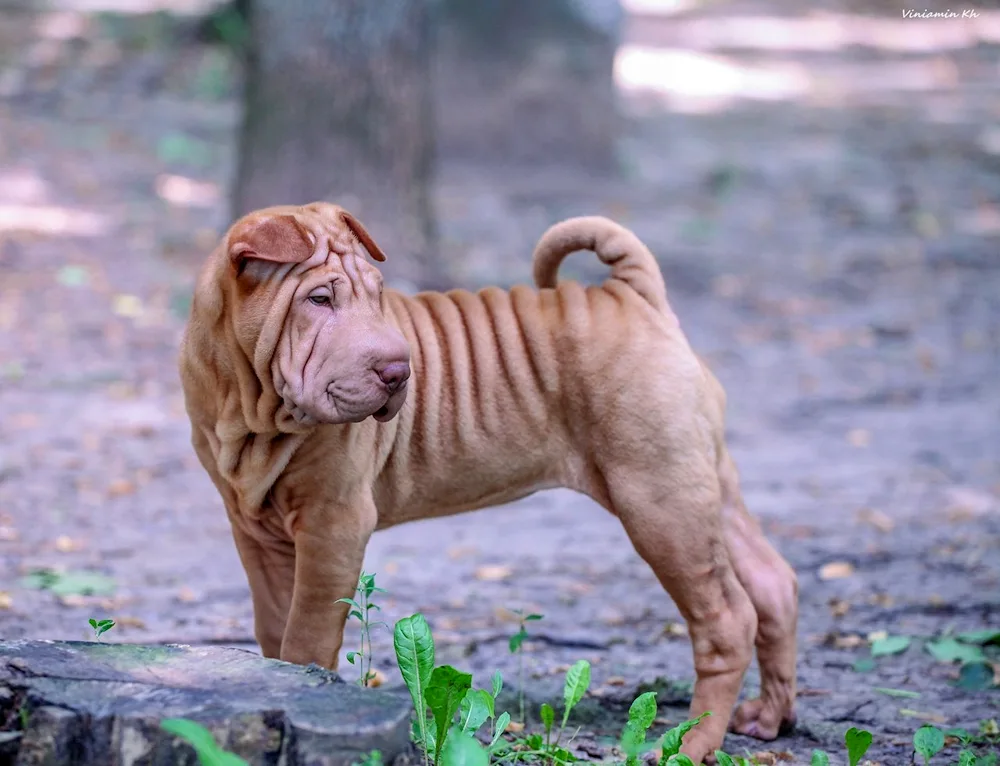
[374,453,566,528]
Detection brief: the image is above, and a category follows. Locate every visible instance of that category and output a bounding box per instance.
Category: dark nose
[375,360,410,394]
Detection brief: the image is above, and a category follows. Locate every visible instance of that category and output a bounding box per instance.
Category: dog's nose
[376,360,410,394]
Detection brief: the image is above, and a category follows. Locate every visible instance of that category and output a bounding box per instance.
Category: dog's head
[223,201,411,426]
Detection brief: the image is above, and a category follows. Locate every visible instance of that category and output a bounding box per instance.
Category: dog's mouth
[370,387,406,423]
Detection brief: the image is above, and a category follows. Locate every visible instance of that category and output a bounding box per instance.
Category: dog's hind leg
[719,446,799,739]
[599,442,758,764]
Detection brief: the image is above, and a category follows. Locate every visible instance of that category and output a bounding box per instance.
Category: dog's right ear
[227,214,315,278]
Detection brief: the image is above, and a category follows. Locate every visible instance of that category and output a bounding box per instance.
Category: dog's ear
[340,211,387,262]
[228,214,315,276]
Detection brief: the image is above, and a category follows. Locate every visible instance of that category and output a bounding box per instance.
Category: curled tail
[532,216,669,313]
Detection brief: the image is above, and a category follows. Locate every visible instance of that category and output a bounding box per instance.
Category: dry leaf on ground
[819,561,855,580]
[474,564,513,581]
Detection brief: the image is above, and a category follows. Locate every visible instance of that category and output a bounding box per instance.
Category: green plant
[440,733,490,766]
[160,718,248,766]
[88,618,115,641]
[620,691,657,765]
[845,726,873,766]
[914,723,1000,766]
[352,751,384,766]
[658,712,711,766]
[516,659,592,764]
[394,613,435,766]
[459,670,509,756]
[337,570,387,687]
[508,610,543,724]
[616,688,711,766]
[21,568,116,597]
[914,724,945,764]
[809,751,830,766]
[870,635,911,658]
[395,613,513,765]
[428,665,474,761]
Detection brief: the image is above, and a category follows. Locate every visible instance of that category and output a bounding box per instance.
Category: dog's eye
[308,295,331,306]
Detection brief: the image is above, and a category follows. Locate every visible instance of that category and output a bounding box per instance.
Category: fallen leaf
[117,616,146,629]
[926,638,986,665]
[796,688,832,697]
[916,347,937,372]
[663,622,687,637]
[913,211,941,239]
[57,265,89,288]
[11,413,38,429]
[829,633,865,650]
[847,428,871,447]
[828,598,851,617]
[106,479,135,497]
[868,593,894,608]
[491,606,519,623]
[819,561,855,580]
[0,526,18,542]
[366,669,387,688]
[606,676,627,686]
[945,487,995,519]
[176,587,198,603]
[854,658,877,673]
[899,709,948,724]
[856,508,895,532]
[873,686,921,699]
[58,594,88,607]
[474,565,513,582]
[0,592,11,609]
[505,720,525,734]
[599,608,625,626]
[748,750,786,765]
[447,545,477,560]
[54,535,83,552]
[712,274,744,298]
[112,294,144,318]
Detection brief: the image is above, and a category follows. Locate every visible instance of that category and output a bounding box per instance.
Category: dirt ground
[1,2,999,763]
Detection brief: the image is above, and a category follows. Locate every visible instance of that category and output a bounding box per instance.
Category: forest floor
[0,2,998,763]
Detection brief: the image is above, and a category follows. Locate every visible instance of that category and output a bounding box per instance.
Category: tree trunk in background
[233,0,439,289]
[435,0,622,173]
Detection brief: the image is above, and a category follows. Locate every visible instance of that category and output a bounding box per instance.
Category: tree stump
[0,640,413,766]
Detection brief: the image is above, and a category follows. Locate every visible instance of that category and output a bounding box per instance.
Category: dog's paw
[729,698,796,740]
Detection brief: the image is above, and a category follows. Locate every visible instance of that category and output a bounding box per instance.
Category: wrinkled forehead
[291,206,382,283]
[290,203,357,253]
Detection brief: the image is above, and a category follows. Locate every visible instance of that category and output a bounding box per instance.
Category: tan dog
[179,201,798,762]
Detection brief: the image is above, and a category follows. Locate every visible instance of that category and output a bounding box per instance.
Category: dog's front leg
[279,499,376,669]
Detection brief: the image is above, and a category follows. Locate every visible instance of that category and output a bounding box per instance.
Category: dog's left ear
[340,211,387,262]
[228,214,315,275]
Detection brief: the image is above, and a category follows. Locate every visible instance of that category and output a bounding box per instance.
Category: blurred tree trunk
[232,0,439,289]
[435,0,622,172]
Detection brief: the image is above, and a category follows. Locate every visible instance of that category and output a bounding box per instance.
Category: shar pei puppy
[179,201,798,762]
